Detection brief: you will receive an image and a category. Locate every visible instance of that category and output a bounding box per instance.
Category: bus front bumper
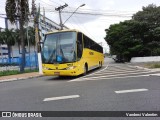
[43,69,81,76]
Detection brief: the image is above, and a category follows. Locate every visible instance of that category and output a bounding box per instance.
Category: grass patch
[150,63,160,68]
[142,62,160,69]
[0,69,38,77]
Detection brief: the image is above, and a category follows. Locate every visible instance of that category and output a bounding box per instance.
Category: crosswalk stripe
[80,71,154,80]
[107,67,139,71]
[69,75,149,82]
[87,70,148,76]
[106,66,150,72]
[108,65,139,69]
[69,64,156,82]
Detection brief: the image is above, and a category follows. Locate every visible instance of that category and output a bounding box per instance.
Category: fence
[0,52,38,72]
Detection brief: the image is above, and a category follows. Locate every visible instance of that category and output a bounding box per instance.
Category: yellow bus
[41,29,104,76]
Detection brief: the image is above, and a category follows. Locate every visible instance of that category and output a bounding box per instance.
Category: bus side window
[77,32,83,60]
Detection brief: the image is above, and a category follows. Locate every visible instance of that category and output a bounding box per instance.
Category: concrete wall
[130,56,160,63]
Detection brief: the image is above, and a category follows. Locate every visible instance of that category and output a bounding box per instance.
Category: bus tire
[99,61,102,68]
[99,62,101,68]
[83,64,88,75]
[101,61,103,67]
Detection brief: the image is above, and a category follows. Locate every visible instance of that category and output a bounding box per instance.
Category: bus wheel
[99,61,102,68]
[83,64,88,75]
[100,61,102,67]
[99,62,101,68]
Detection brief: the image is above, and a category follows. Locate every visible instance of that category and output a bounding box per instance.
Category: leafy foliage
[5,0,30,72]
[5,0,29,25]
[0,29,16,62]
[105,4,160,62]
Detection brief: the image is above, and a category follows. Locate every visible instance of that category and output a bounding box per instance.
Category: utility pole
[55,3,68,30]
[31,0,39,52]
[63,4,85,25]
[31,0,43,74]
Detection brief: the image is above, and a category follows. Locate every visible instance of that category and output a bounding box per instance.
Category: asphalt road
[0,58,160,120]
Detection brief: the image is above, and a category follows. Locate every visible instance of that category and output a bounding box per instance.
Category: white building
[1,14,68,58]
[0,15,68,66]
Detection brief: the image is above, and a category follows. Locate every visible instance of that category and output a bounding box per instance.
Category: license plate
[54,72,60,75]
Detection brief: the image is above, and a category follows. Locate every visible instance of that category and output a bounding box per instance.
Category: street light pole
[63,4,85,26]
[55,4,68,30]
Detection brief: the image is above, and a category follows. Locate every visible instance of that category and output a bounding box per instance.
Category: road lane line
[150,73,160,76]
[108,65,138,69]
[115,88,148,94]
[69,74,149,82]
[43,95,80,101]
[107,67,147,71]
[88,70,148,76]
[107,67,147,72]
[83,64,109,77]
[75,71,154,80]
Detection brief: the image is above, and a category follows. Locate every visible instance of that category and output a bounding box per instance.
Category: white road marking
[43,95,80,101]
[83,64,109,78]
[69,74,149,82]
[107,66,147,70]
[107,67,146,71]
[68,63,109,82]
[150,73,160,76]
[115,88,148,94]
[108,66,150,72]
[72,71,153,80]
[88,70,148,76]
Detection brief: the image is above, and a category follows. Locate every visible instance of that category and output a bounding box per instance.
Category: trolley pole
[55,3,68,30]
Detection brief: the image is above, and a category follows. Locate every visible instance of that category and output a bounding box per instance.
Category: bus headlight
[43,66,50,70]
[66,66,77,70]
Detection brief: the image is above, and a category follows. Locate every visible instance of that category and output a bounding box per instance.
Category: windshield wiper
[47,50,56,63]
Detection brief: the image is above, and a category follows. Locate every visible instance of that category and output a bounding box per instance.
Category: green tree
[15,27,35,54]
[0,29,16,62]
[24,27,35,46]
[105,4,160,61]
[0,31,4,44]
[133,4,160,54]
[5,0,29,72]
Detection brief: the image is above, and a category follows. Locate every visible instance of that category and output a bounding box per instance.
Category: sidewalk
[0,72,43,83]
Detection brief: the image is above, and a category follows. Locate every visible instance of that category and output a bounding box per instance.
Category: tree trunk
[19,18,25,73]
[7,45,11,63]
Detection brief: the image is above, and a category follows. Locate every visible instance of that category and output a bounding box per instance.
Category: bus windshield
[42,32,76,64]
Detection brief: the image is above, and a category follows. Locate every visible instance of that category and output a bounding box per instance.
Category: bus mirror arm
[38,41,44,45]
[77,41,80,44]
[37,42,44,52]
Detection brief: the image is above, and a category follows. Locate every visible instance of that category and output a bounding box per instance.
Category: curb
[0,75,43,83]
[133,66,150,71]
[127,65,150,71]
[128,65,160,73]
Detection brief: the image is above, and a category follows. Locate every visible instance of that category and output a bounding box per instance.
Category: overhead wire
[47,0,62,5]
[38,0,57,7]
[71,13,97,41]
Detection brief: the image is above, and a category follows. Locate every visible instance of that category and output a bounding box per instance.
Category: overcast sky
[0,0,160,52]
